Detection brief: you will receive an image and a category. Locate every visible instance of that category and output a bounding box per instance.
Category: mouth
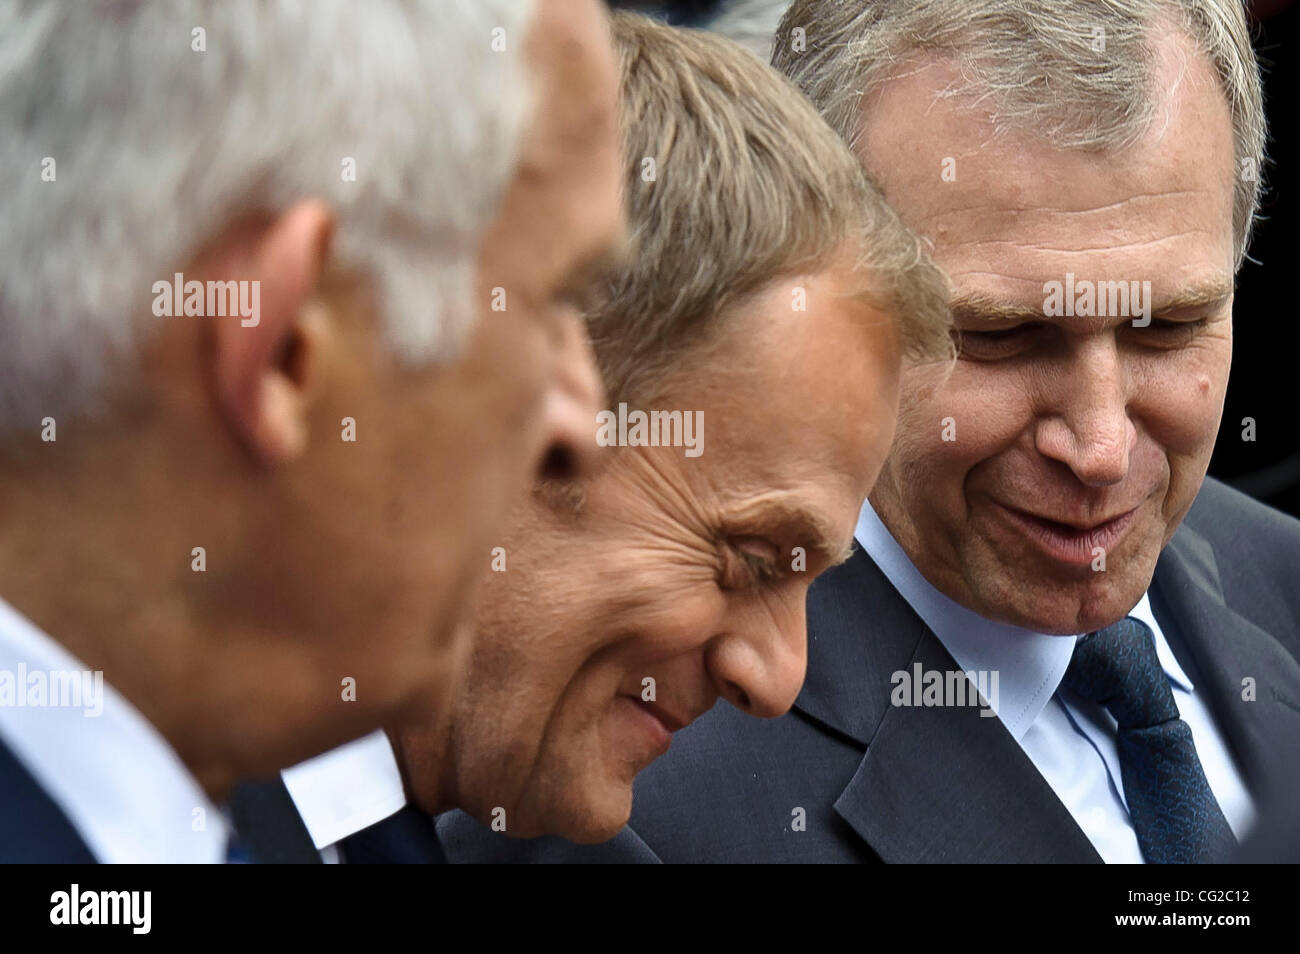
[627,695,688,732]
[613,696,691,760]
[992,501,1141,567]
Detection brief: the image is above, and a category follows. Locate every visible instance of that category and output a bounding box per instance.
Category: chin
[1007,578,1149,635]
[562,815,630,845]
[533,780,633,845]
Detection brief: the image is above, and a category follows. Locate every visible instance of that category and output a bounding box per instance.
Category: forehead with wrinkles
[856,31,1236,303]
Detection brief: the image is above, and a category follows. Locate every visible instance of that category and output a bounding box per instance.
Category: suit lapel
[1150,522,1300,795]
[835,627,1101,863]
[795,547,1101,863]
[794,546,925,745]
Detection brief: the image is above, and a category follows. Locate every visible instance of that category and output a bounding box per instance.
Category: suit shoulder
[1178,477,1300,627]
[1183,477,1300,560]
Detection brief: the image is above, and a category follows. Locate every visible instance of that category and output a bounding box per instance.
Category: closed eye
[717,537,781,590]
[954,324,1041,360]
[1122,316,1212,350]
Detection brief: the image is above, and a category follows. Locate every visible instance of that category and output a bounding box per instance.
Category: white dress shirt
[0,596,230,863]
[281,729,407,863]
[856,500,1256,863]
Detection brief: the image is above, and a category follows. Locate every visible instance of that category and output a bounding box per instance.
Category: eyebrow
[950,277,1235,325]
[721,497,856,572]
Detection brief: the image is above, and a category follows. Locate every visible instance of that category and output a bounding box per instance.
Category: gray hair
[772,0,1265,270]
[0,0,536,433]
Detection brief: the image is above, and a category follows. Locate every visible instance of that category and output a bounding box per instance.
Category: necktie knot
[1063,616,1178,729]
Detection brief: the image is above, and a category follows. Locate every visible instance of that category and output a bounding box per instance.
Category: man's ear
[207,200,336,466]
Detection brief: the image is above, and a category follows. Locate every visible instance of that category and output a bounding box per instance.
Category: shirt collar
[854,499,1189,740]
[281,729,407,849]
[0,595,229,863]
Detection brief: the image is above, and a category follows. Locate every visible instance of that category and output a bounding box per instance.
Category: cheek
[566,544,726,659]
[484,551,702,690]
[892,365,1031,489]
[473,564,583,692]
[1133,347,1230,460]
[550,573,727,730]
[625,583,728,659]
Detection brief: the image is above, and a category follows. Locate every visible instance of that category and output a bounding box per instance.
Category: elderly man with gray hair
[0,0,620,862]
[477,0,1300,864]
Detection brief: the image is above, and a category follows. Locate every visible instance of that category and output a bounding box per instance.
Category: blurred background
[612,0,1300,520]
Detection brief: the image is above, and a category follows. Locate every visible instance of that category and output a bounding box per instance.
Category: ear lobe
[207,200,336,467]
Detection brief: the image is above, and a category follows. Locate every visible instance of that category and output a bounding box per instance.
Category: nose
[1034,338,1137,487]
[536,313,605,481]
[704,593,808,718]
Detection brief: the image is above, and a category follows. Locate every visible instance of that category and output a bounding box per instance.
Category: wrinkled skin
[399,262,903,841]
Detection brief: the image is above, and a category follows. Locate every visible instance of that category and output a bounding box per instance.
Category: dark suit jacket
[0,736,96,862]
[437,477,1300,863]
[1236,776,1300,862]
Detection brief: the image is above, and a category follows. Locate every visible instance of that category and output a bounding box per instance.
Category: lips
[993,501,1141,567]
[608,694,700,764]
[1007,507,1136,532]
[627,697,689,733]
[610,696,672,761]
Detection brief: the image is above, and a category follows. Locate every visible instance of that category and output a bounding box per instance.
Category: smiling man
[232,12,949,862]
[861,33,1240,638]
[519,0,1300,865]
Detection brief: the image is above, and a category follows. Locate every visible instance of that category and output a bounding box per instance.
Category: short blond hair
[587,12,951,404]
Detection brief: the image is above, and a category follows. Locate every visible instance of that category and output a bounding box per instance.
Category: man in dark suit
[439,0,1300,863]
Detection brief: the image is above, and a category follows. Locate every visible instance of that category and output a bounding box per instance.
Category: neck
[389,717,459,817]
[0,562,232,799]
[0,462,355,802]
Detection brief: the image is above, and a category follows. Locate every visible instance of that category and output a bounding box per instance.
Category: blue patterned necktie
[1062,616,1236,863]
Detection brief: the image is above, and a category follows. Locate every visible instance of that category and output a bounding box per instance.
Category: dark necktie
[1062,616,1236,863]
[224,831,252,864]
[227,777,323,863]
